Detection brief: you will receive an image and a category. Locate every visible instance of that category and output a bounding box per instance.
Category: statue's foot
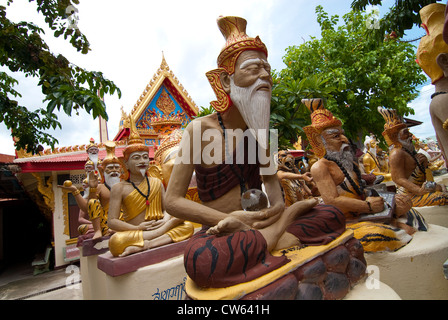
[119,244,145,257]
[92,230,103,240]
[207,216,251,236]
[286,198,318,222]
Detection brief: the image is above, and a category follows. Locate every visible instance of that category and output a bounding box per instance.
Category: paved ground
[0,262,83,300]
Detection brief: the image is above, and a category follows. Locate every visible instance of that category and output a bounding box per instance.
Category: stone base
[97,240,187,276]
[415,206,448,229]
[343,281,401,300]
[365,224,448,300]
[186,230,368,300]
[79,248,108,300]
[101,255,187,300]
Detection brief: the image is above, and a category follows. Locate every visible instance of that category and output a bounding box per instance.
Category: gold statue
[362,135,392,181]
[107,116,193,257]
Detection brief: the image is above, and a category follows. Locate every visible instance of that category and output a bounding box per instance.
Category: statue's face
[321,127,350,153]
[232,50,272,89]
[104,163,121,177]
[125,151,149,175]
[87,147,99,155]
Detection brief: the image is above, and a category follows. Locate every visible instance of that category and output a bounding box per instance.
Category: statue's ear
[436,53,448,76]
[219,72,231,95]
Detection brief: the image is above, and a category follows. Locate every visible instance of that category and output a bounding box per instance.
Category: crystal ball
[241,189,268,211]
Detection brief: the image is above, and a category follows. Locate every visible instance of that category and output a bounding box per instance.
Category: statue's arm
[311,161,378,213]
[390,151,426,195]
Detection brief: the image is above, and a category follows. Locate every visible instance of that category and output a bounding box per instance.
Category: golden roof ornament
[416,3,448,84]
[378,107,407,147]
[303,98,342,158]
[123,115,149,161]
[206,16,268,113]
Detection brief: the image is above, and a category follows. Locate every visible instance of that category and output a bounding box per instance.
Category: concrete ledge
[102,255,187,300]
[344,281,401,300]
[81,236,110,257]
[415,206,448,229]
[97,240,187,277]
[365,224,448,300]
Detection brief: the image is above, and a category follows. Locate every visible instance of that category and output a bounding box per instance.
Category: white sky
[0,0,435,156]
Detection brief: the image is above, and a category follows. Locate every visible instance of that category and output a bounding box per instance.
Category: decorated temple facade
[11,57,197,267]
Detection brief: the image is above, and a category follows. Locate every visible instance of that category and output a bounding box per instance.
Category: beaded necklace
[217,112,248,195]
[324,155,365,197]
[128,175,151,206]
[402,147,426,176]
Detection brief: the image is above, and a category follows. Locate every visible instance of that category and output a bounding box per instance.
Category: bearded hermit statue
[165,16,347,291]
[378,107,448,207]
[304,99,428,252]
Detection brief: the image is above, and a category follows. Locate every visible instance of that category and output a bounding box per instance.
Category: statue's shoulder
[186,113,218,132]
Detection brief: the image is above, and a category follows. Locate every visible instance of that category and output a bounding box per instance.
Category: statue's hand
[57,181,78,193]
[138,220,164,231]
[88,171,99,189]
[366,196,384,213]
[206,215,251,236]
[394,194,413,217]
[230,204,283,230]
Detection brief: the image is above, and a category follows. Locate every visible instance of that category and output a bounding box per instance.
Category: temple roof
[13,56,194,173]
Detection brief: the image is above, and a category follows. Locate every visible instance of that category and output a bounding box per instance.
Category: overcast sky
[0,0,434,156]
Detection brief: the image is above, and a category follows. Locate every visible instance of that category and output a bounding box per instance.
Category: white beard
[326,144,354,172]
[399,137,414,152]
[104,173,120,188]
[139,168,146,178]
[368,146,377,157]
[229,77,271,149]
[88,152,99,168]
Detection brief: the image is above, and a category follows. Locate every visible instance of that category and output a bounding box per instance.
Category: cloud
[407,82,437,140]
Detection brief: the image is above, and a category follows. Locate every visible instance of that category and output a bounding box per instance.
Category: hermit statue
[378,107,448,207]
[165,16,346,291]
[304,100,427,252]
[416,3,448,162]
[107,116,194,257]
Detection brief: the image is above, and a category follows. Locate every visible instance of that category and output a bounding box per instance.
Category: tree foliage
[351,0,442,40]
[0,1,121,154]
[270,6,426,149]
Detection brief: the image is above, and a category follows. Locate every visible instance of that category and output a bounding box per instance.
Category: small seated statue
[378,107,448,207]
[277,150,314,205]
[362,135,392,182]
[107,116,194,257]
[304,101,428,252]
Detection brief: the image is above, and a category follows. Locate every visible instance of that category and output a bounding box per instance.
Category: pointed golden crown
[303,98,342,158]
[206,16,268,113]
[101,141,120,167]
[123,115,149,161]
[378,107,407,147]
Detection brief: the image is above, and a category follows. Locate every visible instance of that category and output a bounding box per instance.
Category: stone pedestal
[365,224,448,300]
[96,241,188,300]
[79,236,110,300]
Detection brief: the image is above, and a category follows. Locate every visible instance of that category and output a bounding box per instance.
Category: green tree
[0,1,121,154]
[351,0,442,40]
[271,6,426,149]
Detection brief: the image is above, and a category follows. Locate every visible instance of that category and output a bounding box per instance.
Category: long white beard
[104,173,120,188]
[89,152,99,168]
[229,77,271,149]
[399,137,414,152]
[326,144,354,172]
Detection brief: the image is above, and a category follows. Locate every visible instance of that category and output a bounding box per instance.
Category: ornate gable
[116,55,198,147]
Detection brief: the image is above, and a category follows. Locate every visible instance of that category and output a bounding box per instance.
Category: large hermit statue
[165,16,347,291]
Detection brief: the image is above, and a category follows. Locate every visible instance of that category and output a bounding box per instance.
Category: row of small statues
[60,11,448,296]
